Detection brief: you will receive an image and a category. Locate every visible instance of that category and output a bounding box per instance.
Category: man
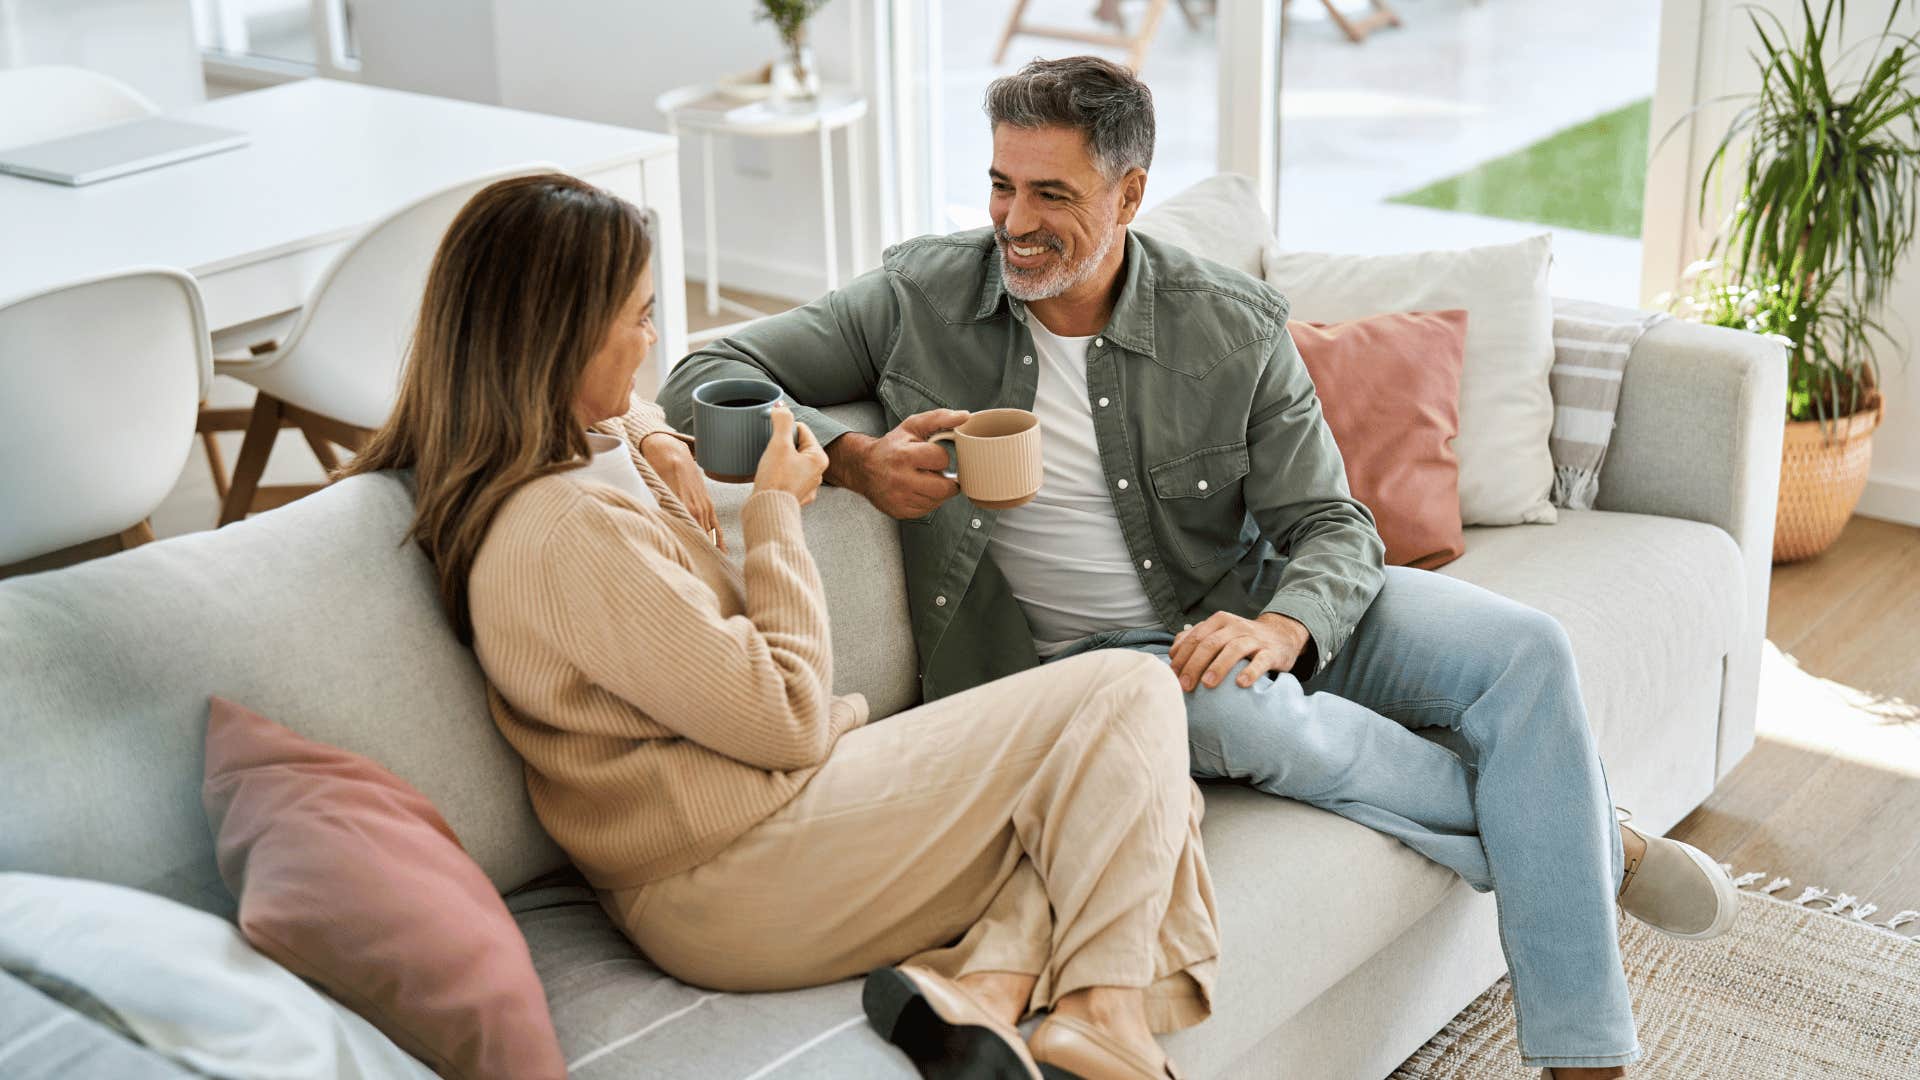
[661,56,1737,1079]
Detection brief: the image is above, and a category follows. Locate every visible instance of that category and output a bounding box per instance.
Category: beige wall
[1647,0,1920,525]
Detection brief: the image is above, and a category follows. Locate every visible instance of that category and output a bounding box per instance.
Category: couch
[0,179,1787,1078]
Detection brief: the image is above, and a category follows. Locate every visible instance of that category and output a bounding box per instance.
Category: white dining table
[0,78,687,391]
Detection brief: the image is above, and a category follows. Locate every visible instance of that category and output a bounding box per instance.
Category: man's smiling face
[988,124,1128,302]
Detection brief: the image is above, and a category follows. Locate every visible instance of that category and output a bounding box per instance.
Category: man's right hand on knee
[825,409,971,519]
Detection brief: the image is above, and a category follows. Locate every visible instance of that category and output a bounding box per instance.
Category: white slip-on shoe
[1617,820,1741,940]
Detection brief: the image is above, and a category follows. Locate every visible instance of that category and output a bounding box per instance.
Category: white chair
[206,162,559,525]
[0,269,211,574]
[0,65,161,150]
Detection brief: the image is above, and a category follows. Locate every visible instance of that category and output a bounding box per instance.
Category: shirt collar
[972,228,1157,358]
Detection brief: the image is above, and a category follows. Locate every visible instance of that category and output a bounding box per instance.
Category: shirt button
[935,595,947,607]
[1142,559,1152,569]
[970,518,982,529]
[1197,479,1209,491]
[1022,355,1033,365]
[1117,478,1129,490]
[1097,396,1110,407]
[1094,337,1105,347]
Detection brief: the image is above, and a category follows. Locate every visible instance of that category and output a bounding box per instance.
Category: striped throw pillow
[1550,300,1667,509]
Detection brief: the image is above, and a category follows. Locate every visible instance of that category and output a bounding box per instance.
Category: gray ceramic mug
[692,378,785,483]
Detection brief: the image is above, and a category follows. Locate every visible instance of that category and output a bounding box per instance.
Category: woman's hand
[640,431,724,550]
[753,402,829,506]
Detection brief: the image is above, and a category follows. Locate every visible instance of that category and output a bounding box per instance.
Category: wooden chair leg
[118,520,156,550]
[1322,0,1401,44]
[200,429,231,502]
[1128,0,1170,70]
[300,425,343,474]
[220,393,285,527]
[994,0,1035,63]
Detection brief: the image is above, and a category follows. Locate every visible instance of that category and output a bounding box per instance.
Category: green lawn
[1386,98,1651,239]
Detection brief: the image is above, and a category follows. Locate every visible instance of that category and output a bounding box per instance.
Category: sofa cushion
[0,473,562,917]
[1291,309,1469,569]
[1442,509,1744,827]
[1132,173,1272,280]
[510,787,1462,1079]
[1265,235,1559,529]
[202,697,565,1080]
[0,872,436,1079]
[0,968,201,1079]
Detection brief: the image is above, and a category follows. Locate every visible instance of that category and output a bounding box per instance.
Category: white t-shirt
[987,319,1160,656]
[574,432,661,511]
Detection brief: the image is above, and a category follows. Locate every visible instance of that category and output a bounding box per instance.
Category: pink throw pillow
[201,697,565,1080]
[1290,310,1469,570]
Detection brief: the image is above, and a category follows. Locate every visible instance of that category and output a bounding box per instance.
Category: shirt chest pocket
[1149,443,1251,566]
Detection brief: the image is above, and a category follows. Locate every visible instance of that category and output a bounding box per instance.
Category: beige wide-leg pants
[603,649,1219,1032]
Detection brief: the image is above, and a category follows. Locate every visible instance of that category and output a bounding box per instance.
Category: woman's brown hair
[341,172,652,643]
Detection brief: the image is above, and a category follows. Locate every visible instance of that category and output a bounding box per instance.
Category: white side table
[655,84,869,345]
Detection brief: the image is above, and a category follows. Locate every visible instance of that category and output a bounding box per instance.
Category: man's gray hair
[984,56,1155,182]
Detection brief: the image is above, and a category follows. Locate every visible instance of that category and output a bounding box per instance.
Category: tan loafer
[1027,1012,1183,1080]
[1618,821,1740,940]
[862,965,1042,1080]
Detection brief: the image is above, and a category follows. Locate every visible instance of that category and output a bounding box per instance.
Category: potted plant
[1667,0,1919,562]
[758,0,831,109]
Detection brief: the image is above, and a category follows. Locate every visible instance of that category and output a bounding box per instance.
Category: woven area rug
[1391,888,1920,1078]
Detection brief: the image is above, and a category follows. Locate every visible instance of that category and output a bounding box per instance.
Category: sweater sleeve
[538,488,846,771]
[619,392,695,451]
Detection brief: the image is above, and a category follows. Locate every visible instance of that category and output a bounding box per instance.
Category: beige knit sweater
[468,398,868,890]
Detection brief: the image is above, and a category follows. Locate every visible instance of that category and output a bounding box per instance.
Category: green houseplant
[758,0,830,107]
[1669,0,1919,560]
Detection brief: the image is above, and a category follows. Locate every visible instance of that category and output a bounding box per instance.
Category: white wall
[341,0,882,304]
[494,0,871,300]
[0,0,203,108]
[350,0,500,104]
[1649,0,1920,526]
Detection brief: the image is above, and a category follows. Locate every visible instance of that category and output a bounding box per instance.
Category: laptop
[0,117,249,186]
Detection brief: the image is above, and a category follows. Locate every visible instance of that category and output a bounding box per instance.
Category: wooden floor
[1670,515,1920,921]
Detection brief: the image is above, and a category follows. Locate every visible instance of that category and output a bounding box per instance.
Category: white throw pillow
[1263,234,1559,526]
[0,873,436,1080]
[1132,173,1272,279]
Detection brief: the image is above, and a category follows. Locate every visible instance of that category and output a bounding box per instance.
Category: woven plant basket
[1773,394,1882,563]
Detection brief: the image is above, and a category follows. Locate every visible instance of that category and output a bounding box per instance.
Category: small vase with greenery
[758,0,830,107]
[1665,0,1918,559]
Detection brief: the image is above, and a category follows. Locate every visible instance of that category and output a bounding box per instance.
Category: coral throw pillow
[1291,310,1469,570]
[201,697,565,1080]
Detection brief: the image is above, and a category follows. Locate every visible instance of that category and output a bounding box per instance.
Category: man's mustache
[995,227,1064,254]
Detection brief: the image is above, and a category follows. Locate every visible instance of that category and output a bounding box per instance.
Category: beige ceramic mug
[929,408,1043,510]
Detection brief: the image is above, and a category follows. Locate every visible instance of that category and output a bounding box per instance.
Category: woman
[342,173,1217,1080]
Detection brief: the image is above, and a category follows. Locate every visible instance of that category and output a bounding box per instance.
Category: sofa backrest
[0,473,560,915]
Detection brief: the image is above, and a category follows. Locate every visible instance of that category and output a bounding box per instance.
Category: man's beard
[995,224,1118,302]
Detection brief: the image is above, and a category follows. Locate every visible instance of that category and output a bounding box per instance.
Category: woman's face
[575,264,658,427]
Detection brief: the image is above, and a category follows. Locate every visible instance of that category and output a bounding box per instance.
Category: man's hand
[1168,612,1312,692]
[640,432,723,550]
[824,408,972,520]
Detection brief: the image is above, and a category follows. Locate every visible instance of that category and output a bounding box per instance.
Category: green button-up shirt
[659,227,1385,702]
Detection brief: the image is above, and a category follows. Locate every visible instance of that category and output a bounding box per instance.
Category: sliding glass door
[888,0,1278,238]
[1273,0,1665,304]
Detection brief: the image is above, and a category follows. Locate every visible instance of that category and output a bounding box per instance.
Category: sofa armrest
[1586,304,1788,780]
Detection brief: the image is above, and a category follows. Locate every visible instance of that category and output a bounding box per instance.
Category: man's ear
[1114,167,1148,226]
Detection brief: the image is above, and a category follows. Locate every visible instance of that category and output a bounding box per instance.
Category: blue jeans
[1051,566,1640,1070]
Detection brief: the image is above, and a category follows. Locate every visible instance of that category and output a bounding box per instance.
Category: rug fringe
[1723,864,1920,937]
